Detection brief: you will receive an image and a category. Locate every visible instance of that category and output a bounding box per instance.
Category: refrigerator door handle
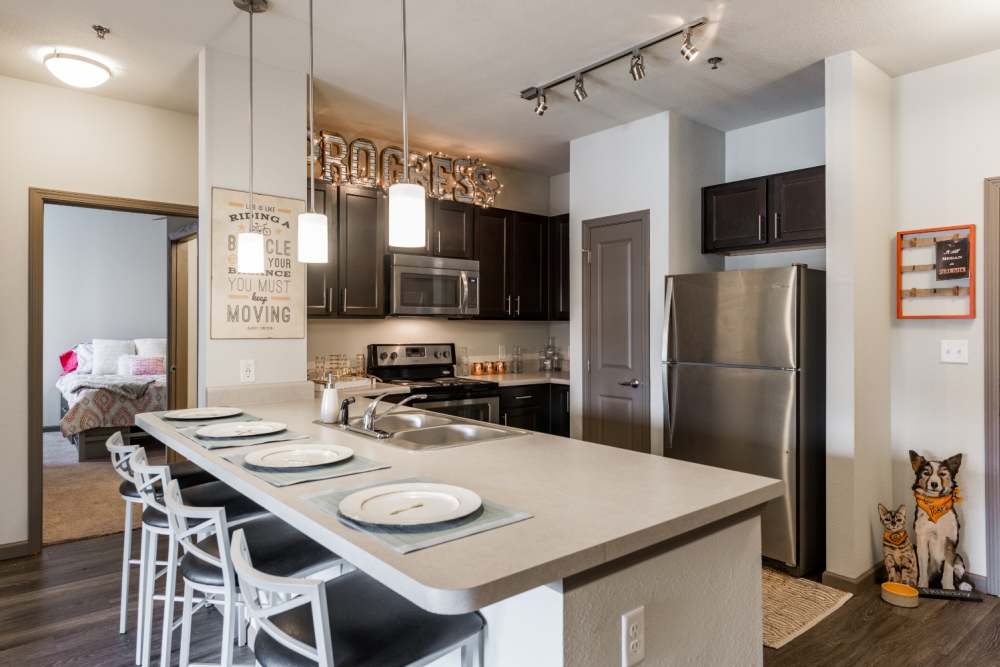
[663,276,674,363]
[662,362,674,450]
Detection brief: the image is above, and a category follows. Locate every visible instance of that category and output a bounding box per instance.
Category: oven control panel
[369,343,454,367]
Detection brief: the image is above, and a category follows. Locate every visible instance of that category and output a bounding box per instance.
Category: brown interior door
[582,211,650,452]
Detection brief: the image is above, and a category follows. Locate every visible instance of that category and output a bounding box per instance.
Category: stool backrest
[162,479,237,592]
[231,528,334,666]
[106,431,138,485]
[129,448,170,516]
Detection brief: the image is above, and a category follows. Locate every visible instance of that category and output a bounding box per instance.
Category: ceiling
[2,0,1000,174]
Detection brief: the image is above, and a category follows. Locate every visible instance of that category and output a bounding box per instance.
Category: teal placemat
[224,452,390,487]
[305,477,533,554]
[177,425,309,450]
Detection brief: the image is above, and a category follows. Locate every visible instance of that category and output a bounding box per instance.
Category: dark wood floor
[2,533,999,666]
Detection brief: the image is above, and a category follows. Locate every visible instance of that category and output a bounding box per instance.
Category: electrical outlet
[940,339,968,364]
[621,606,645,666]
[240,359,256,383]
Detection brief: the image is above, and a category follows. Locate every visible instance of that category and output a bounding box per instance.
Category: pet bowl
[881,582,919,608]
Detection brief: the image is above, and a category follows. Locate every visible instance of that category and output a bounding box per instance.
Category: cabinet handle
[328,287,334,313]
[774,212,781,240]
[506,295,512,316]
[516,295,521,317]
[514,394,534,400]
[565,391,569,413]
[757,214,764,241]
[342,288,347,309]
[502,413,508,426]
[437,230,442,254]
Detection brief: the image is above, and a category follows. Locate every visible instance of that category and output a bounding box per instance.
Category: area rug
[762,567,852,649]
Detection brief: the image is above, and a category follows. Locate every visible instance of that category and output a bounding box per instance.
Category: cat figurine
[878,503,918,587]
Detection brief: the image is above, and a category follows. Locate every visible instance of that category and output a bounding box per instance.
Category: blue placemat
[224,452,390,487]
[305,477,533,554]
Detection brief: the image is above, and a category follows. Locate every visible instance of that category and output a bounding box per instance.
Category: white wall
[890,48,1000,577]
[42,206,167,425]
[0,74,196,547]
[549,172,569,215]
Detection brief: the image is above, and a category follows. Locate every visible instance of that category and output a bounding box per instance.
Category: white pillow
[92,339,136,375]
[74,343,94,374]
[135,338,167,358]
[117,354,138,376]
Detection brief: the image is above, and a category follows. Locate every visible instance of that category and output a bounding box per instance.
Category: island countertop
[138,398,781,614]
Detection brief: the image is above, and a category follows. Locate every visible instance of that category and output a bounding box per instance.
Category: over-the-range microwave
[388,253,480,317]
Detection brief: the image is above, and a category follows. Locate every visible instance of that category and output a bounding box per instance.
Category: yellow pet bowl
[881,582,919,608]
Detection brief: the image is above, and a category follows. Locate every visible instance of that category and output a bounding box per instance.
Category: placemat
[224,452,390,487]
[305,477,533,554]
[177,425,309,450]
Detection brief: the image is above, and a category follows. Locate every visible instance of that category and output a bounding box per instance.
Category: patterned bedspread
[57,373,167,437]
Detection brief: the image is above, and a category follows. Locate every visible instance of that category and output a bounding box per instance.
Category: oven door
[416,396,499,424]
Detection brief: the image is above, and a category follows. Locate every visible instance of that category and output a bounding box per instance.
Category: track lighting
[629,50,645,81]
[534,88,548,116]
[680,31,699,62]
[573,75,587,102]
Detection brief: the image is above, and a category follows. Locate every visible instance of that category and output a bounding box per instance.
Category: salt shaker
[319,373,340,424]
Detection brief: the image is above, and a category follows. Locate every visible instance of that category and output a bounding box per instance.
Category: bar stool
[130,448,267,667]
[106,432,215,635]
[231,528,486,667]
[162,479,342,667]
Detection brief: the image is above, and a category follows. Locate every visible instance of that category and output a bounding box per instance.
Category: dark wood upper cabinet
[431,199,475,259]
[474,207,511,318]
[305,181,338,316]
[768,166,825,246]
[509,212,548,320]
[702,177,768,252]
[548,213,569,321]
[337,185,385,316]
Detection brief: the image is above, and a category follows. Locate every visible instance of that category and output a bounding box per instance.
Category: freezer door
[665,266,798,368]
[664,362,798,566]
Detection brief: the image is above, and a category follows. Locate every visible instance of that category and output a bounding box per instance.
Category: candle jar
[495,360,507,374]
[482,361,494,375]
[471,362,484,375]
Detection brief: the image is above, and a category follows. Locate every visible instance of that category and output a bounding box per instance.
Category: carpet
[42,431,164,545]
[762,567,852,649]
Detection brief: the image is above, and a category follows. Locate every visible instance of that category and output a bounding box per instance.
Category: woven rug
[762,567,852,649]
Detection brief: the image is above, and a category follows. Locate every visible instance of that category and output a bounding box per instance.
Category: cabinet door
[306,182,338,316]
[548,214,569,321]
[501,384,550,433]
[474,207,511,318]
[549,384,570,437]
[509,212,548,319]
[702,178,767,252]
[337,185,385,316]
[769,166,825,246]
[432,199,475,259]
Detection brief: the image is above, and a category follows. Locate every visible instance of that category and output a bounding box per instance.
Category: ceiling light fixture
[297,0,329,263]
[519,16,705,112]
[44,52,112,88]
[387,0,426,248]
[707,56,723,70]
[235,0,267,275]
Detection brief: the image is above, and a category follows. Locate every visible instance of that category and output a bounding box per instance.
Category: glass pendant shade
[297,212,329,262]
[388,182,426,247]
[237,231,265,274]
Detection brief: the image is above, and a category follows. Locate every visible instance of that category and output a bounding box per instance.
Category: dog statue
[877,503,918,586]
[909,450,973,591]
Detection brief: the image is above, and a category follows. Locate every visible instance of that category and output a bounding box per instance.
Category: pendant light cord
[307,0,315,212]
[400,0,409,184]
[248,6,255,217]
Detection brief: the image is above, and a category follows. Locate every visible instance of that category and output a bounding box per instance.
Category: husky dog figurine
[878,503,918,587]
[909,450,973,591]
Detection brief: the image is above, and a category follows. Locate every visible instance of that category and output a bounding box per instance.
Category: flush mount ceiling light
[519,16,705,115]
[297,0,329,263]
[44,52,112,88]
[235,0,268,275]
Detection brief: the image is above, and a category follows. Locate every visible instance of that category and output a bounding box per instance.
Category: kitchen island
[139,397,781,666]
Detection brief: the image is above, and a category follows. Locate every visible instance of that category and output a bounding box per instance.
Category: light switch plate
[940,340,968,364]
[621,606,645,666]
[240,359,256,383]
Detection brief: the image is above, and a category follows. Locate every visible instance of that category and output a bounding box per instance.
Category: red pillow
[59,349,78,374]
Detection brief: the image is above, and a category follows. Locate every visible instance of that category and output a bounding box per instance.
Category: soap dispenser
[319,373,340,424]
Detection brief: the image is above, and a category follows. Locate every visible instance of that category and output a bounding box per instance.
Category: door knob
[618,379,641,388]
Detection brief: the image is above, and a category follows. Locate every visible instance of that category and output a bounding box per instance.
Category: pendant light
[297,0,329,262]
[387,0,426,248]
[236,0,266,275]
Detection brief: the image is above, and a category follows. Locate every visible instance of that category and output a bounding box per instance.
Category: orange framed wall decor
[896,224,976,319]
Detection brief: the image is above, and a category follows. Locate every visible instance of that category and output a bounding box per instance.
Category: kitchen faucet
[361,392,429,432]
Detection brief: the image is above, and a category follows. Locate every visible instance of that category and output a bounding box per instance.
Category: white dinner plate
[338,482,482,527]
[195,421,287,439]
[163,407,243,421]
[244,443,353,470]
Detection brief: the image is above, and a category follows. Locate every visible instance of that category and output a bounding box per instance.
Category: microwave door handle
[460,272,470,314]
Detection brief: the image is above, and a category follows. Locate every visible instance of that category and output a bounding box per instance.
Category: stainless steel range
[367,343,500,423]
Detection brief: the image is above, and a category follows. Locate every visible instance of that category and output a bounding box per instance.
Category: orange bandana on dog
[915,486,962,523]
[883,529,908,546]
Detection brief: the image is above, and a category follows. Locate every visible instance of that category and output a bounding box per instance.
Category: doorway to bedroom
[33,193,198,546]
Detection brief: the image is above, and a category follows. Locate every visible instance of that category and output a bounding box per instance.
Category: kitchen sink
[388,423,524,450]
[349,412,452,433]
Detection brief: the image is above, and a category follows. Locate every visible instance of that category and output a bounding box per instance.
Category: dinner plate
[244,443,353,470]
[338,482,482,527]
[195,421,286,439]
[163,407,243,421]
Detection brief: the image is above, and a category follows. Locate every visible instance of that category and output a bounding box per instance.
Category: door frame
[984,177,1000,595]
[581,210,651,452]
[168,232,198,413]
[19,188,197,559]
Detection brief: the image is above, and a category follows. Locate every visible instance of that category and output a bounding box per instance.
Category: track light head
[629,50,645,81]
[534,88,548,116]
[681,31,699,62]
[573,75,588,102]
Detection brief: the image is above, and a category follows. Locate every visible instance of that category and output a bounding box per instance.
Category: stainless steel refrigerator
[662,265,825,576]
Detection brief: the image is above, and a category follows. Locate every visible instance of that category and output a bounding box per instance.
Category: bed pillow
[59,349,78,374]
[130,356,165,376]
[74,343,94,374]
[116,354,138,376]
[92,339,136,375]
[134,338,167,358]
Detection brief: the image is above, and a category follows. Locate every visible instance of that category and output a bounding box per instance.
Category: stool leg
[141,531,159,667]
[179,582,194,667]
[119,501,133,635]
[135,525,149,665]
[159,532,179,667]
[220,592,236,667]
[236,596,247,647]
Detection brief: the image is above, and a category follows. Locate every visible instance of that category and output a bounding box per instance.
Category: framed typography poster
[210,187,306,339]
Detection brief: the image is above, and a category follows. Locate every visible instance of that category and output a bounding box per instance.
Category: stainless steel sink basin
[389,423,523,450]
[349,413,452,433]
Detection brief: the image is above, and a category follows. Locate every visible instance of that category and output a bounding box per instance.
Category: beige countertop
[138,397,780,614]
[459,370,570,387]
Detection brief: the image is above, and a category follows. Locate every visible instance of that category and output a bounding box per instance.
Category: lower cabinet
[500,384,549,432]
[549,384,570,437]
